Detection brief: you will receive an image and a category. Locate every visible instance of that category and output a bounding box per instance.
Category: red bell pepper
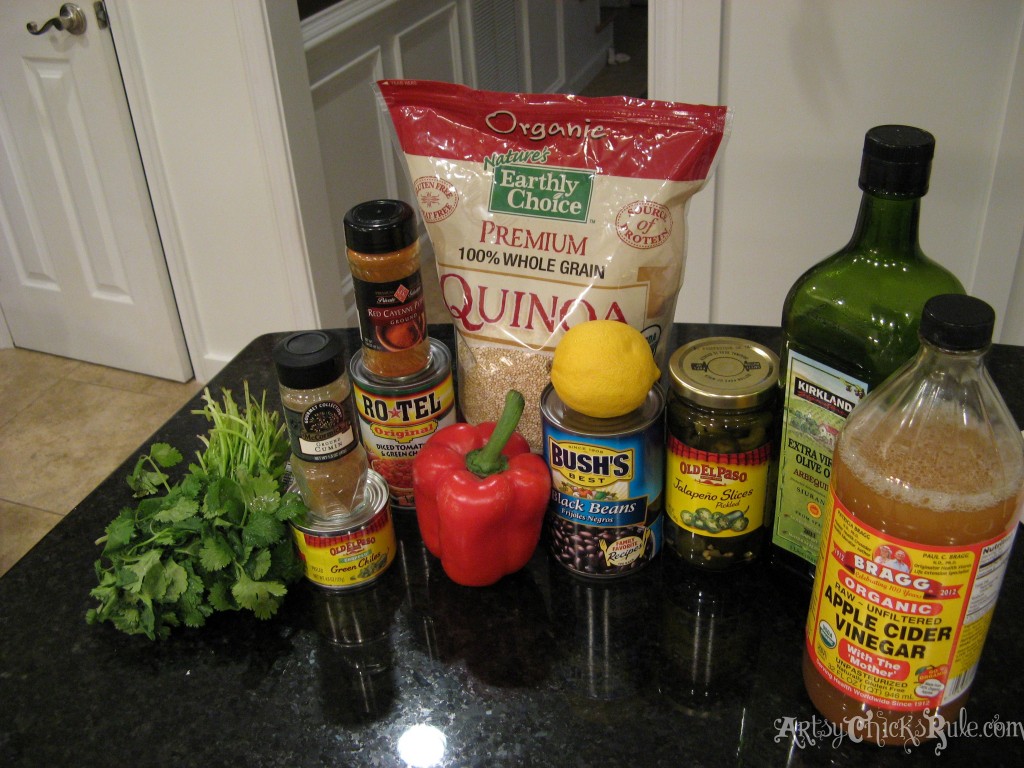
[412,390,551,587]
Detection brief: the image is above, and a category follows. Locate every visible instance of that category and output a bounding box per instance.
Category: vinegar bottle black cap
[343,199,417,254]
[858,125,935,199]
[919,294,995,352]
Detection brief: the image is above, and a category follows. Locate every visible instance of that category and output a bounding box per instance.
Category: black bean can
[541,383,665,579]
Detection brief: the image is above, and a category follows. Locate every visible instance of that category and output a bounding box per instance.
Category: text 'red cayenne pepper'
[344,199,430,378]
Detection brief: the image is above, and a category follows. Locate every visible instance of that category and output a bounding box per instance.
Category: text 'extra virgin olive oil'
[771,126,965,582]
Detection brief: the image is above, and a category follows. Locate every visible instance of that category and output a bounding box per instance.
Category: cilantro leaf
[248,548,272,581]
[125,550,163,594]
[161,559,189,603]
[231,572,288,619]
[243,510,284,549]
[207,580,237,612]
[199,533,234,572]
[149,443,183,468]
[102,510,136,553]
[153,496,199,524]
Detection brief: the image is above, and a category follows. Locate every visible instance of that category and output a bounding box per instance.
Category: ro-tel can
[349,338,456,510]
[665,337,779,571]
[291,470,396,590]
[541,382,665,579]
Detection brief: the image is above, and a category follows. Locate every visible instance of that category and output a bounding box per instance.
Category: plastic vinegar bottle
[802,294,1024,745]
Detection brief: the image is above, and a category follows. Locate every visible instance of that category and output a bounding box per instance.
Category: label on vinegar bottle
[772,349,870,566]
[805,487,1016,711]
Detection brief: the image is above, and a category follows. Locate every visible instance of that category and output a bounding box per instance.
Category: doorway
[0,0,191,381]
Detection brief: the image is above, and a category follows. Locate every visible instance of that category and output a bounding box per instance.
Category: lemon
[551,320,660,418]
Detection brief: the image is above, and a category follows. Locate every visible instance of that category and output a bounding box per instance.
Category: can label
[291,505,396,590]
[543,401,663,578]
[805,486,1016,711]
[665,435,770,537]
[352,356,456,509]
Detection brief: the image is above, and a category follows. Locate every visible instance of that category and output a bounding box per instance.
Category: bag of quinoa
[377,79,730,451]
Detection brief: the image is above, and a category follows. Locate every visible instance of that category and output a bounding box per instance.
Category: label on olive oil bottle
[772,350,869,566]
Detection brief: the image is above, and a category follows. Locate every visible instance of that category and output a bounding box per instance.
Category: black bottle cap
[919,294,995,352]
[858,125,934,199]
[343,199,417,254]
[273,330,345,389]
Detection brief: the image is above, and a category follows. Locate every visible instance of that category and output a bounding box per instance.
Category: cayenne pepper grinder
[344,199,430,378]
[273,330,368,520]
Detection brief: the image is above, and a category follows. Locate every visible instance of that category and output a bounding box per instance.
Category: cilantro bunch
[86,385,306,640]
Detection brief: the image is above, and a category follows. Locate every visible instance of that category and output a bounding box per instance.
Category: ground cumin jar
[344,199,430,378]
[273,330,368,520]
[665,337,779,571]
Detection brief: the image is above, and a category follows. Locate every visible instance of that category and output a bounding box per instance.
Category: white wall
[651,0,1024,344]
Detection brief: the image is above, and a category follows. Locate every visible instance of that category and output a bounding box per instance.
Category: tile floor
[0,348,201,577]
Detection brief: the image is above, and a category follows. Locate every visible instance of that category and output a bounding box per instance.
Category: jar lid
[858,125,934,199]
[668,337,779,410]
[273,330,345,390]
[343,199,417,254]
[920,294,994,351]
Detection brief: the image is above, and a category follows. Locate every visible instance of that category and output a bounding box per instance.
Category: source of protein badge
[377,80,730,450]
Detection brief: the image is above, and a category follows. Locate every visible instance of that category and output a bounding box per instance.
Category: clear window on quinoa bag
[377,79,730,451]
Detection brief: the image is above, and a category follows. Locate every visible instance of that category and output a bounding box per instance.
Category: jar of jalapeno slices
[664,337,779,571]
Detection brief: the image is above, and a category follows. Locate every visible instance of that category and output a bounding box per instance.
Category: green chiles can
[664,337,779,571]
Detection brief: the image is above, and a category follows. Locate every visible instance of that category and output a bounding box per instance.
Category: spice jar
[664,337,778,571]
[344,199,430,378]
[273,330,368,520]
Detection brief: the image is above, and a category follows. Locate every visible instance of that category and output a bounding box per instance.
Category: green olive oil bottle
[771,125,965,582]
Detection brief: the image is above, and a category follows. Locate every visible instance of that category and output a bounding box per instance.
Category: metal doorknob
[27,3,87,36]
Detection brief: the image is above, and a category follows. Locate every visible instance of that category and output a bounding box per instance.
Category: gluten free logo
[414,176,459,223]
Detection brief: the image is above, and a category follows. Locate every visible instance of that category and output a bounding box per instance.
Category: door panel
[0,1,191,380]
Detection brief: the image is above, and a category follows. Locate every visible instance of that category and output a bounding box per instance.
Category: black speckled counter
[3,324,1023,767]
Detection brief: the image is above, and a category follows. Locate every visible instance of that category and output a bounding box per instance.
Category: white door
[0,0,191,380]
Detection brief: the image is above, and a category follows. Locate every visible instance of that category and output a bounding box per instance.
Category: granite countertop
[2,324,1023,767]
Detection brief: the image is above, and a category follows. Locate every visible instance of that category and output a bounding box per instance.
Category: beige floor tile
[0,378,192,514]
[0,499,62,577]
[0,348,82,429]
[65,358,199,397]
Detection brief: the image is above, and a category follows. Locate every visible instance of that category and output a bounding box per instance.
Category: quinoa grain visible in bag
[377,80,730,450]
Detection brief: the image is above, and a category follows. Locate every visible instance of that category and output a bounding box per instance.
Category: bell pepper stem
[465,390,525,477]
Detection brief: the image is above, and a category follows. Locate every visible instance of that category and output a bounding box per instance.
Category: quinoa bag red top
[377,79,730,450]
